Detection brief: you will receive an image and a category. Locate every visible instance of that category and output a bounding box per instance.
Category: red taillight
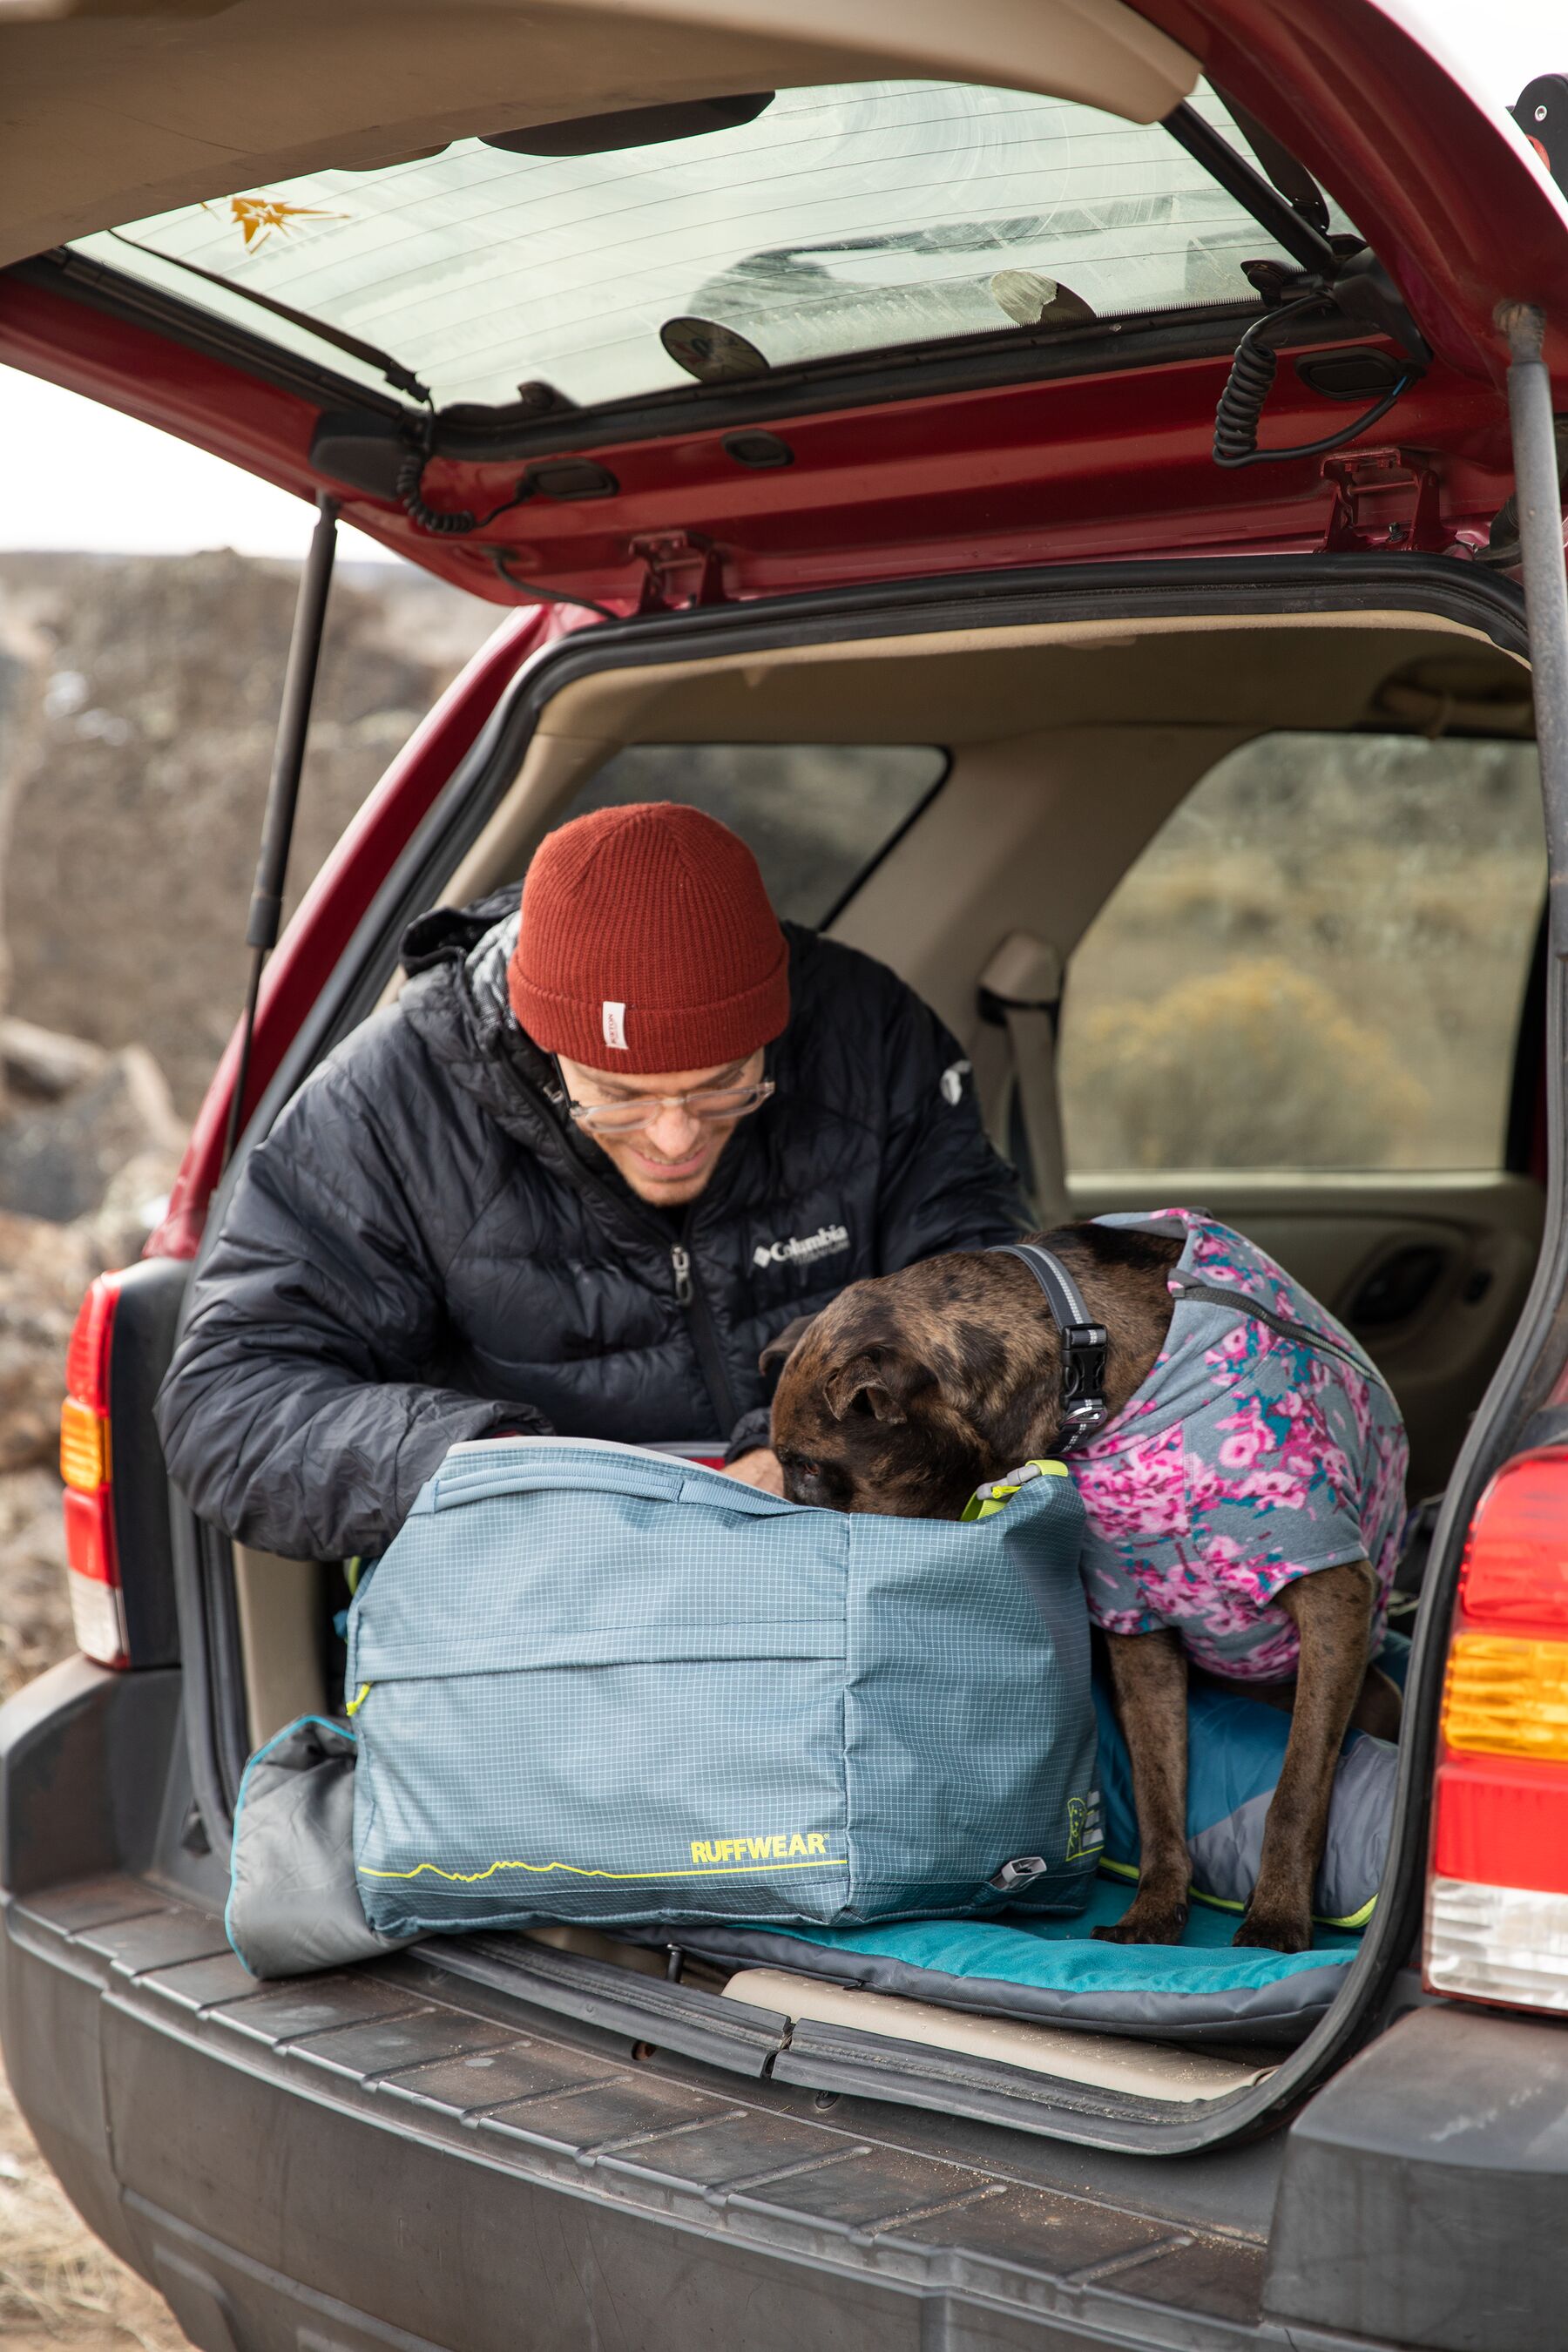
[1427,1449,1568,2011]
[1456,1448,1568,1632]
[59,1274,128,1669]
[62,1484,115,1584]
[65,1274,118,1417]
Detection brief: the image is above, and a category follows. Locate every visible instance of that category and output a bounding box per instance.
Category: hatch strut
[1501,303,1568,910]
[222,492,340,1168]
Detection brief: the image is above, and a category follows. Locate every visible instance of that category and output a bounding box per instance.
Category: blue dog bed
[666,1875,1359,2044]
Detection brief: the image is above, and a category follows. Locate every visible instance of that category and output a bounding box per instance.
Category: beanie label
[601,1001,629,1052]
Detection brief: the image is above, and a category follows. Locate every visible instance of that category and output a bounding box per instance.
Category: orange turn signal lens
[1443,1632,1568,1765]
[59,1397,110,1491]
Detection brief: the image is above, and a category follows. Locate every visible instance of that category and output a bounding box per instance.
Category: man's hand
[722,1447,785,1495]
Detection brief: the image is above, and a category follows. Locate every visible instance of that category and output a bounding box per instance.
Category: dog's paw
[1231,1907,1311,1954]
[1092,1903,1189,1946]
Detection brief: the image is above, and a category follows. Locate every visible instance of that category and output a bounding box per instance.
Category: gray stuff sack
[225,1717,416,1979]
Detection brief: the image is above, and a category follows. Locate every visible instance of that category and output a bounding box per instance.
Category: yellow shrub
[1063,956,1430,1170]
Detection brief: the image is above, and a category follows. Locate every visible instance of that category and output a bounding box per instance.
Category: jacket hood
[398,892,574,1171]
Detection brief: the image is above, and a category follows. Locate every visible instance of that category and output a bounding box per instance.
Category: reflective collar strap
[989,1241,1110,1453]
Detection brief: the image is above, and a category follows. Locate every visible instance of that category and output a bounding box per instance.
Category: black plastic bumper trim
[3,1871,1286,2349]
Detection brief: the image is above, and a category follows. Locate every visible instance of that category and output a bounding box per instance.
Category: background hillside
[0,547,492,2349]
[0,551,493,1694]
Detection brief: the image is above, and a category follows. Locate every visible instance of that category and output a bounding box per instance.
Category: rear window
[555,743,946,925]
[1058,729,1545,1174]
[71,80,1353,415]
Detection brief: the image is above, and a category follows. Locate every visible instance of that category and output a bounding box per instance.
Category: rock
[0,1112,181,1477]
[0,1045,183,1223]
[82,1149,179,1274]
[0,549,496,1117]
[0,1207,94,1474]
[0,1468,72,1703]
[0,1017,107,1104]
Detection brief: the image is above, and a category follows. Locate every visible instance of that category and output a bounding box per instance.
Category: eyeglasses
[559,1073,775,1136]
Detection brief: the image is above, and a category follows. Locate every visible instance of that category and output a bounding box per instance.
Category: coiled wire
[1213,295,1414,469]
[396,447,534,535]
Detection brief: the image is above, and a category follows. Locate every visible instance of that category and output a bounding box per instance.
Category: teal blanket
[663,1873,1361,2042]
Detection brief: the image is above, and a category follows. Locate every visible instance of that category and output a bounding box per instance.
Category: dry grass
[0,2055,185,2351]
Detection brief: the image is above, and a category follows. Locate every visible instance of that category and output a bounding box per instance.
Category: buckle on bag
[990,1855,1050,1892]
[961,1459,1068,1521]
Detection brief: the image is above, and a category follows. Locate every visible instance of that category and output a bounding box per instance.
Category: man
[158,801,1029,1561]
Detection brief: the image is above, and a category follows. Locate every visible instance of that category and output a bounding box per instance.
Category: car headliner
[0,0,1197,267]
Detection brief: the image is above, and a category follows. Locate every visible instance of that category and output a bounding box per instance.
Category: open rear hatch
[3,0,1567,608]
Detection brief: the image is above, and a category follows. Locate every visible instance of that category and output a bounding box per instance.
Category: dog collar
[988,1241,1110,1453]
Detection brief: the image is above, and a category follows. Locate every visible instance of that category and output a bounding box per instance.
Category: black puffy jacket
[157,896,1028,1560]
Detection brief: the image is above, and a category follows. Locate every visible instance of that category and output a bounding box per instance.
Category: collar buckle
[989,1243,1112,1455]
[1059,1323,1109,1450]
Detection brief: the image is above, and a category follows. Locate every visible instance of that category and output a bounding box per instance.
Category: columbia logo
[753,1223,849,1271]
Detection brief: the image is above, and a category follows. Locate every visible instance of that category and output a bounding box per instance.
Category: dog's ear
[759,1314,820,1384]
[821,1345,935,1425]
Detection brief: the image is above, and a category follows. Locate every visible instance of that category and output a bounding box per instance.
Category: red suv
[4,4,1568,2349]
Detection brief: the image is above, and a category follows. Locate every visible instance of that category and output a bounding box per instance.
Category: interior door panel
[1071,1173,1545,1499]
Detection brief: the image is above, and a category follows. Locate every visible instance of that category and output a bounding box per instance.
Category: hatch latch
[1319,448,1444,554]
[631,530,726,612]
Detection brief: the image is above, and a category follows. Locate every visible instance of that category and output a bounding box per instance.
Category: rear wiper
[105,226,431,405]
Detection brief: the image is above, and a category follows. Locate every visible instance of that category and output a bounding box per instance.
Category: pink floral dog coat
[1068,1210,1409,1682]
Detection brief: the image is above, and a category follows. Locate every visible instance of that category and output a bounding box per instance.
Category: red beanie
[507,802,790,1073]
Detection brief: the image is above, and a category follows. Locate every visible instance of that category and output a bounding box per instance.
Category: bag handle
[426,1450,799,1517]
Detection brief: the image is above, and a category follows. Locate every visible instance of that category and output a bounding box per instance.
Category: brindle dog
[765,1222,1402,1953]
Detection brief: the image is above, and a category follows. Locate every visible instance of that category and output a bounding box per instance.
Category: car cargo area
[156,578,1545,2155]
[1,1839,1280,2350]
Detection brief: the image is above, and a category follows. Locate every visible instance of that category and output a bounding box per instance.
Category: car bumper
[4,1866,1285,2352]
[0,1659,1274,2352]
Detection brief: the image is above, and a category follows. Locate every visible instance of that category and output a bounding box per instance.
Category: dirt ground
[0,2058,186,2351]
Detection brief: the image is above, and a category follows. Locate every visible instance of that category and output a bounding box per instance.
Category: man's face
[556,1049,767,1206]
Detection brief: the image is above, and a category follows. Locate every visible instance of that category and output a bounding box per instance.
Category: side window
[556,744,947,925]
[1058,732,1545,1173]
